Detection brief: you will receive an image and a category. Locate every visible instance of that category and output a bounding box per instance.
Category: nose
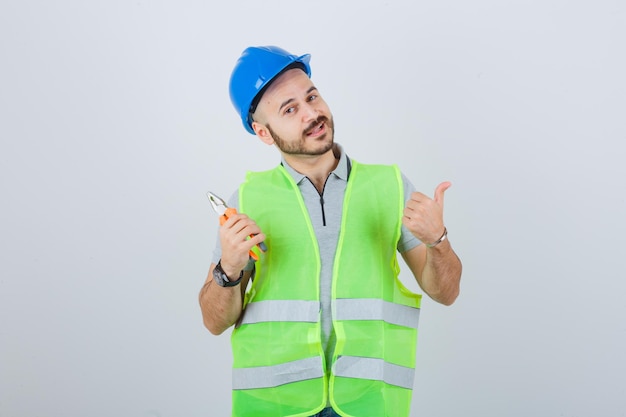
[302,102,319,122]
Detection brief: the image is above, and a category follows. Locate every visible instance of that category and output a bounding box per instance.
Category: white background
[1,1,625,416]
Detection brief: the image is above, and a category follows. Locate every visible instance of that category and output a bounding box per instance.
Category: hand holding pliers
[207,191,267,261]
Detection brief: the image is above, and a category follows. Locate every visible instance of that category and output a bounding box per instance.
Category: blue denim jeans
[310,407,340,417]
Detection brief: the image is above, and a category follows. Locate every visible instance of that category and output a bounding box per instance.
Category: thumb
[434,181,452,206]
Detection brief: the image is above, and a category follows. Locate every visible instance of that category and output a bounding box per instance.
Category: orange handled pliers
[207,191,267,261]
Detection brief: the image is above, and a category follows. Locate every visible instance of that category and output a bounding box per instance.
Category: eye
[307,94,317,102]
[284,106,296,115]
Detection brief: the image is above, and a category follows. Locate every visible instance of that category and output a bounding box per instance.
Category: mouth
[305,121,326,138]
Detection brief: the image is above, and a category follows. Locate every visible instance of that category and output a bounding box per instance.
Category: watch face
[212,265,229,287]
[213,262,242,287]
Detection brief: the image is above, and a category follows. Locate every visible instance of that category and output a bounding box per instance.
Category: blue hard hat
[229,46,311,134]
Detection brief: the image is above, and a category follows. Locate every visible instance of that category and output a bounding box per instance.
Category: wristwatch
[212,261,243,287]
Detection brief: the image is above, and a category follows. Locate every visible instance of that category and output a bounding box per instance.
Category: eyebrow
[278,86,318,113]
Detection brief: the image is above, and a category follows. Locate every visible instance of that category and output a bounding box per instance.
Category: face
[252,69,334,157]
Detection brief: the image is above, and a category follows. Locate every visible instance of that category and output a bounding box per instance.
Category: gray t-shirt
[211,145,421,369]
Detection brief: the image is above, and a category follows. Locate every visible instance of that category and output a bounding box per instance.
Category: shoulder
[354,162,416,200]
[351,161,407,186]
[244,165,286,183]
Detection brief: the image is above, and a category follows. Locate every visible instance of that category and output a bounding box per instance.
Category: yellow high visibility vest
[232,161,422,417]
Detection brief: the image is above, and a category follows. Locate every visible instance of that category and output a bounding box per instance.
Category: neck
[283,146,339,192]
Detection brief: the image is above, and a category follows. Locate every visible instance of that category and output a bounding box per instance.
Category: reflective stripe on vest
[334,356,415,390]
[240,298,418,327]
[240,300,320,325]
[335,298,420,329]
[233,298,418,390]
[233,356,324,390]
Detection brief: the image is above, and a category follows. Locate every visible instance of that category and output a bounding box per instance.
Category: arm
[199,263,253,335]
[401,182,462,305]
[401,238,461,305]
[198,213,265,335]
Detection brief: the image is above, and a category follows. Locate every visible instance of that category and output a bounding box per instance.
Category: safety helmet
[229,46,311,134]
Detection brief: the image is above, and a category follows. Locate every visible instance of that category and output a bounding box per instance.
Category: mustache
[304,116,330,135]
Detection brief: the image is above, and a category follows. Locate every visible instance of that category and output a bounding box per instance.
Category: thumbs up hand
[402,182,451,246]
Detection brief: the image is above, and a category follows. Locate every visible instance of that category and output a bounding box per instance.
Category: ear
[252,121,274,146]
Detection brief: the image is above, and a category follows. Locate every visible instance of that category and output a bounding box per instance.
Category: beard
[267,115,335,156]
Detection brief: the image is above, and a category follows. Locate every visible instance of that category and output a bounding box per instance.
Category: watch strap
[214,261,243,287]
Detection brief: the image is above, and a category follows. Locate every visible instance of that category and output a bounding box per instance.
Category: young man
[199,46,462,417]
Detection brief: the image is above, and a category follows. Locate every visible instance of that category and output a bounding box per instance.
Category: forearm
[420,240,462,305]
[198,263,249,335]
